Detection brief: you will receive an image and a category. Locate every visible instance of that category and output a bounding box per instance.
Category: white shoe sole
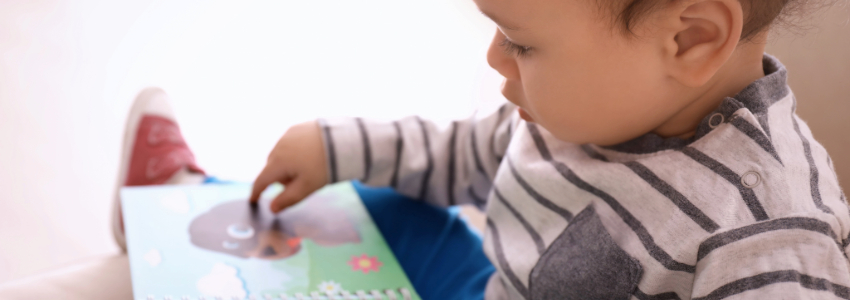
[111,88,177,251]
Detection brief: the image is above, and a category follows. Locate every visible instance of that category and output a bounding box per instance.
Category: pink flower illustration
[348,254,382,273]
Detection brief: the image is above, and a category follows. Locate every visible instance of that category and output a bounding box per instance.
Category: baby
[249,0,849,298]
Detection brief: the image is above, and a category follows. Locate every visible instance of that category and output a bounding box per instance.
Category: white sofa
[0,255,132,299]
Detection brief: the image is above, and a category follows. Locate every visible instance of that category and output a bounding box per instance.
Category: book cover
[121,182,420,300]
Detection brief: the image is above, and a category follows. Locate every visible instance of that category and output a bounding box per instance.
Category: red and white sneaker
[111,87,206,251]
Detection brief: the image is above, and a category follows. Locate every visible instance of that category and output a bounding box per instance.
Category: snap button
[708,113,725,128]
[741,171,761,188]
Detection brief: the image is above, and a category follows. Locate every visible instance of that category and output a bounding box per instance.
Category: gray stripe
[320,120,338,183]
[493,188,546,254]
[845,192,850,249]
[470,120,487,176]
[692,270,850,300]
[491,105,507,162]
[486,218,530,298]
[633,289,682,300]
[791,99,833,215]
[507,118,513,139]
[680,147,769,221]
[467,186,488,208]
[729,117,782,165]
[624,161,719,233]
[527,123,696,273]
[697,217,838,261]
[580,144,609,162]
[390,121,403,189]
[828,155,835,173]
[447,122,458,206]
[526,123,553,161]
[415,117,434,200]
[354,118,372,182]
[506,157,574,221]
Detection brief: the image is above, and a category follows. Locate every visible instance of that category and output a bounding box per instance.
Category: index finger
[249,165,282,203]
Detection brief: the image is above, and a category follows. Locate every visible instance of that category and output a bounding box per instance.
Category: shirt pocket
[529,204,642,300]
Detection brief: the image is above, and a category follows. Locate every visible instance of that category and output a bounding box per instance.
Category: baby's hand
[250,121,328,213]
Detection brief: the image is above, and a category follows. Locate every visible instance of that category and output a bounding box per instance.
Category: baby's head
[476,0,811,145]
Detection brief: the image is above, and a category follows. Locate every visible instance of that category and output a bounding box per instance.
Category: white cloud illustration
[160,190,190,214]
[317,280,342,294]
[197,263,247,299]
[143,249,161,267]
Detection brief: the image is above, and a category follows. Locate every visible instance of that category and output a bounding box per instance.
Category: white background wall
[0,0,504,283]
[0,0,847,284]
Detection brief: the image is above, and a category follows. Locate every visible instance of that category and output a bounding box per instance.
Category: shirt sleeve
[318,102,517,208]
[689,215,850,300]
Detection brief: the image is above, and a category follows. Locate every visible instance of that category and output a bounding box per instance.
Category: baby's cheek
[527,85,659,145]
[519,65,627,144]
[523,94,593,142]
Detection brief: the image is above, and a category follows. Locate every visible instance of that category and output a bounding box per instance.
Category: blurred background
[0,0,847,284]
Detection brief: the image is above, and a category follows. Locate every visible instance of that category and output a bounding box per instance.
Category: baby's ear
[660,0,744,87]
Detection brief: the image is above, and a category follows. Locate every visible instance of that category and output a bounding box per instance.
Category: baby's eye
[499,37,532,58]
[222,241,240,249]
[227,223,255,239]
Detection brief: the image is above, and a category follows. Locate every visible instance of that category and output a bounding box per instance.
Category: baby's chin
[542,124,639,147]
[518,107,535,122]
[526,111,649,147]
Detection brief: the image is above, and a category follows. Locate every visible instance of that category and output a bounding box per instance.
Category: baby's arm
[319,103,517,208]
[250,103,517,212]
[689,215,850,299]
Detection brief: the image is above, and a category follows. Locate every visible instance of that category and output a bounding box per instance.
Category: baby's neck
[652,40,768,139]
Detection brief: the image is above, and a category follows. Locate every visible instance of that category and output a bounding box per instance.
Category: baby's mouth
[518,107,535,122]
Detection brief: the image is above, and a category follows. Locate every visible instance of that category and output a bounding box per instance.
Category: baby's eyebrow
[479,9,522,31]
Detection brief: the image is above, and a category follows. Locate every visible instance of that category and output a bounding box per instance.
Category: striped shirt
[318,54,850,299]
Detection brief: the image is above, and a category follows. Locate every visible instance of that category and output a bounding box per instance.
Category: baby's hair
[600,0,834,41]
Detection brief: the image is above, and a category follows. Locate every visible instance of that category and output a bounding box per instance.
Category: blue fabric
[203,176,228,184]
[352,181,494,300]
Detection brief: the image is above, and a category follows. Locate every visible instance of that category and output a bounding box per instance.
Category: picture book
[121,182,421,300]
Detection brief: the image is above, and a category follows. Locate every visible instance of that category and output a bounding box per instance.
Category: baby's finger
[269,178,311,213]
[250,165,284,203]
